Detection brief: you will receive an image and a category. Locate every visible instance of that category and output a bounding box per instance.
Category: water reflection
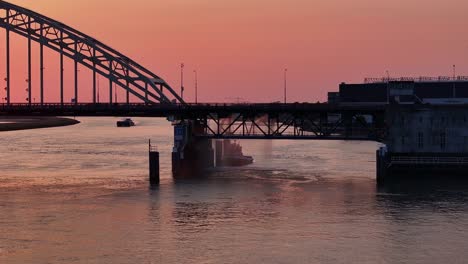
[378,178,468,211]
[1,118,468,263]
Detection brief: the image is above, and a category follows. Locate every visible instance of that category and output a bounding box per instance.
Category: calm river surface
[1,117,468,263]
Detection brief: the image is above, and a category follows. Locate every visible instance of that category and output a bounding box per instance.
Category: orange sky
[2,0,468,103]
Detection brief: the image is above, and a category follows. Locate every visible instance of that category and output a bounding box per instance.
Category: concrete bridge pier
[172,120,214,178]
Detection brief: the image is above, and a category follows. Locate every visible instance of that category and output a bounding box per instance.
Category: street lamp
[386,70,390,103]
[453,65,457,98]
[284,68,288,104]
[180,63,185,100]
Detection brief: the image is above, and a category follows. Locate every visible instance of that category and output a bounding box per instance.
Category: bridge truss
[0,0,184,105]
[0,103,386,141]
[177,104,387,141]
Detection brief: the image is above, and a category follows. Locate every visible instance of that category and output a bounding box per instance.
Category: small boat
[221,155,254,167]
[116,118,135,127]
[218,140,254,167]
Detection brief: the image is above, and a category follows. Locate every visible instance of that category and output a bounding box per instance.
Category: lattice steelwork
[0,0,184,105]
[197,113,385,141]
[0,101,387,141]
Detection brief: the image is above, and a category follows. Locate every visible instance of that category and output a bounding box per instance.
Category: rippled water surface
[1,117,468,263]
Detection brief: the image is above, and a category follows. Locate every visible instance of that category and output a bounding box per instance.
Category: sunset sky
[2,0,468,103]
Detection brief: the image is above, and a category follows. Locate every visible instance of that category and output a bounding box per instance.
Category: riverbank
[0,117,80,132]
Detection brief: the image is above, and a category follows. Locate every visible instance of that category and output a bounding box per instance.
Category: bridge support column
[109,79,113,105]
[172,121,214,178]
[126,80,130,105]
[145,83,148,104]
[60,31,64,106]
[27,18,31,106]
[6,27,10,105]
[92,49,96,104]
[40,24,44,106]
[74,42,78,105]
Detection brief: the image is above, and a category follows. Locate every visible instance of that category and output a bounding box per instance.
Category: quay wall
[378,105,468,182]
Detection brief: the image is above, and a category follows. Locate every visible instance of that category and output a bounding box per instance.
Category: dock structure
[377,105,468,182]
[327,77,468,182]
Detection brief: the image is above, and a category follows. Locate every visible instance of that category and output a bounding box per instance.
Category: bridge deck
[0,103,386,141]
[0,103,385,117]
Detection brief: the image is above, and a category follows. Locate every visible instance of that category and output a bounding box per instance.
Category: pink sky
[2,0,468,103]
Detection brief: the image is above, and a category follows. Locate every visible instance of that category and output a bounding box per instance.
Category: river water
[0,117,467,264]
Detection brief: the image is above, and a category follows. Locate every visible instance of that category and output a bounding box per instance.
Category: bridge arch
[0,0,184,105]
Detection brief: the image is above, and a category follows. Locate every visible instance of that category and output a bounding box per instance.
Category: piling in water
[149,140,160,185]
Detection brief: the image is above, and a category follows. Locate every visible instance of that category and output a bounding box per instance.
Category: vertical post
[126,80,130,105]
[27,17,32,106]
[93,50,96,104]
[109,79,113,105]
[145,83,148,104]
[60,31,64,106]
[74,42,78,105]
[109,60,113,105]
[93,67,96,104]
[6,26,10,105]
[376,148,388,184]
[453,65,457,98]
[284,68,287,104]
[194,70,198,104]
[97,75,100,103]
[149,140,160,185]
[40,23,44,105]
[180,63,184,100]
[160,84,164,103]
[386,70,390,104]
[242,118,246,136]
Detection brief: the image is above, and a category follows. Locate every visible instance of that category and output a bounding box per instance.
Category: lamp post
[453,65,457,98]
[284,68,288,104]
[453,64,456,80]
[386,70,390,104]
[180,63,185,100]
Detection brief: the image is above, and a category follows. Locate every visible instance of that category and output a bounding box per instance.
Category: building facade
[386,106,468,154]
[333,77,468,104]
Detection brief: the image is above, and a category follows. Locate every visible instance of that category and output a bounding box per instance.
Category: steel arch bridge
[0,0,185,105]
